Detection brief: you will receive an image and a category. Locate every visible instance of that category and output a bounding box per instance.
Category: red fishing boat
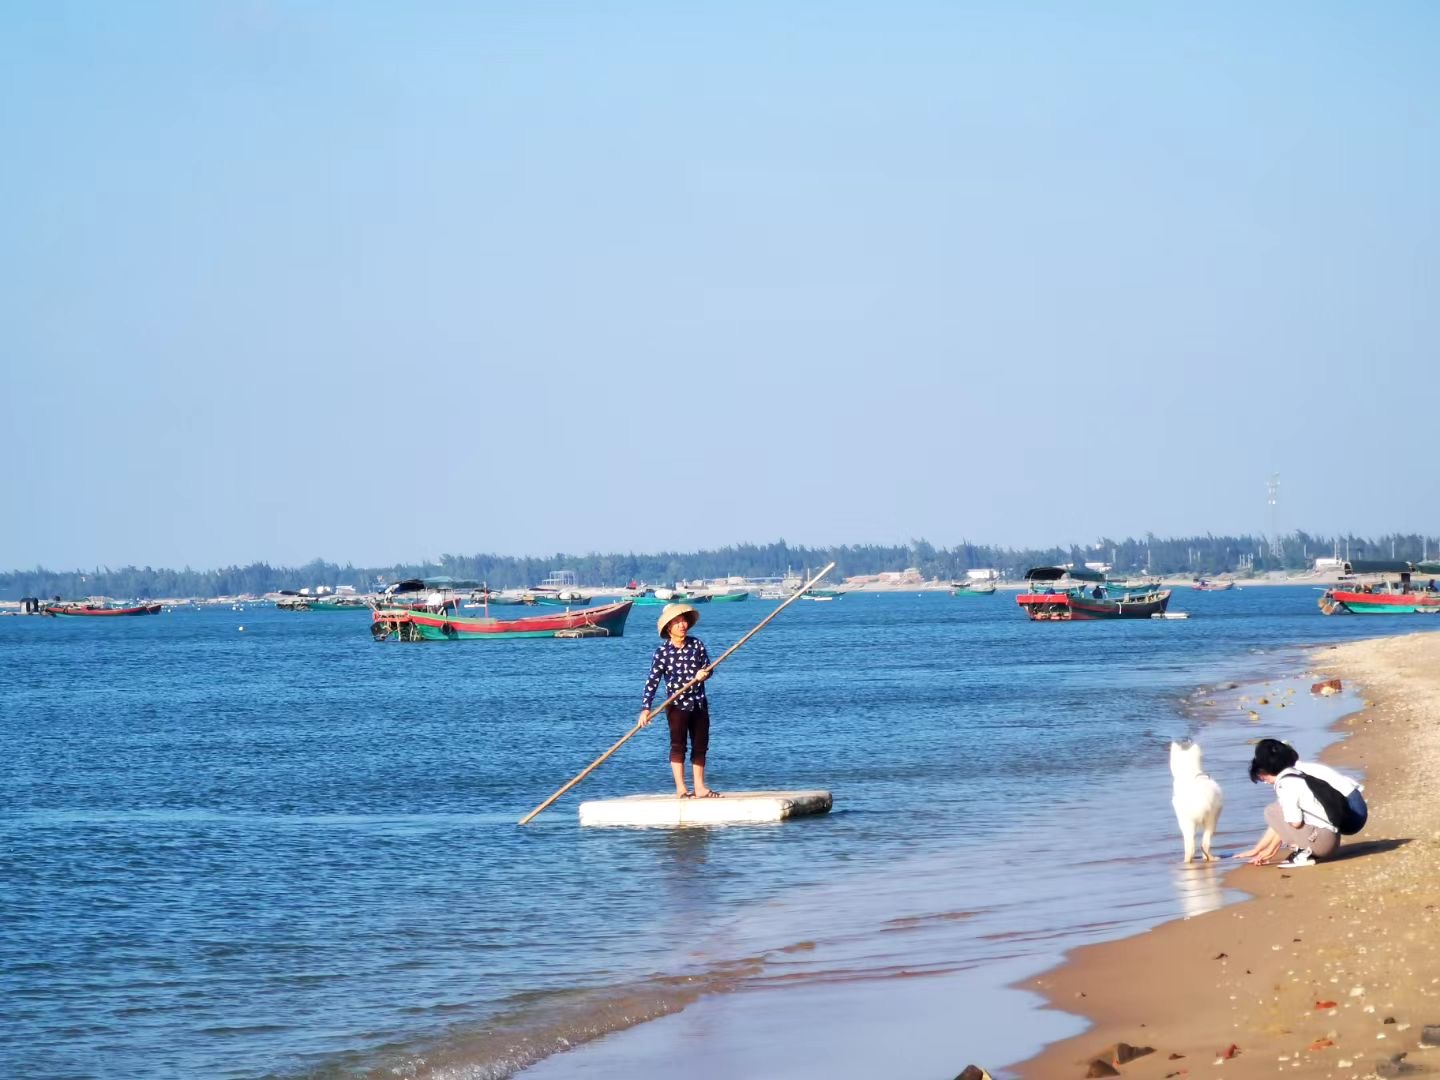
[43,601,163,617]
[372,599,634,641]
[1016,566,1172,621]
[1319,560,1440,615]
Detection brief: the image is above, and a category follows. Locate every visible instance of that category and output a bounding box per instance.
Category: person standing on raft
[638,603,720,798]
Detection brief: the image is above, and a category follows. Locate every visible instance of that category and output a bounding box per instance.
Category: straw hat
[657,602,700,638]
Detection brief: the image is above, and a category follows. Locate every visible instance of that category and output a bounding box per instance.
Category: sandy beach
[1006,631,1440,1080]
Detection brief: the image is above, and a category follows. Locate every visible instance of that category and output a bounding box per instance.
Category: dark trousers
[667,703,710,765]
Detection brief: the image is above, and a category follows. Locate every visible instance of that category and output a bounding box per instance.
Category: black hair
[1248,737,1299,783]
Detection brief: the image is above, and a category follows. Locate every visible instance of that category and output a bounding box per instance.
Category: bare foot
[695,789,723,798]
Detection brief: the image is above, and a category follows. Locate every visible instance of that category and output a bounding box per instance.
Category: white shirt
[1275,760,1359,832]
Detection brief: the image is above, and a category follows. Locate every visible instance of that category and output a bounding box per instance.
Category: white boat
[1151,612,1190,620]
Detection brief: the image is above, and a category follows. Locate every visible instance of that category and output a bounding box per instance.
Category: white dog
[1170,740,1224,863]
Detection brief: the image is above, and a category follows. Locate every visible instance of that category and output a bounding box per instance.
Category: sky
[2,2,1436,571]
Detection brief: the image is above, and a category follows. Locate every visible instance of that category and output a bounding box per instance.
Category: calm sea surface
[3,588,1433,1080]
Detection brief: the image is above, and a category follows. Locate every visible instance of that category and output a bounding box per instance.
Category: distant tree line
[3,532,1433,600]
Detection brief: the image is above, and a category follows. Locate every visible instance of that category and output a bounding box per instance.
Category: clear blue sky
[3,2,1435,570]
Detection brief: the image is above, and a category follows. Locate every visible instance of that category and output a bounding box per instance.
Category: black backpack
[1298,772,1365,836]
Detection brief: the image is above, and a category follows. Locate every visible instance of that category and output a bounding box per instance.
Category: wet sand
[1008,631,1440,1080]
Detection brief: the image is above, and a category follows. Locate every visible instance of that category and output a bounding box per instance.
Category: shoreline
[1004,630,1440,1080]
[511,646,1361,1080]
[0,570,1351,610]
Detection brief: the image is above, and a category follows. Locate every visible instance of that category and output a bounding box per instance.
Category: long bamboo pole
[517,562,837,825]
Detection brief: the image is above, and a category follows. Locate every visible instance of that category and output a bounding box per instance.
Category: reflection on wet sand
[1173,860,1226,920]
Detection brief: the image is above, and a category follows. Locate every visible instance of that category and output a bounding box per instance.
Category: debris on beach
[1084,1060,1119,1077]
[1375,1051,1423,1076]
[1108,1042,1154,1064]
[952,1066,993,1080]
[1311,678,1343,695]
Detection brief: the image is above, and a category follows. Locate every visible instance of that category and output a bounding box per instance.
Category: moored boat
[633,589,708,605]
[43,601,163,617]
[1191,579,1235,592]
[1320,560,1440,615]
[372,599,634,641]
[1016,566,1171,621]
[531,593,593,607]
[474,591,533,606]
[708,589,750,602]
[950,580,997,596]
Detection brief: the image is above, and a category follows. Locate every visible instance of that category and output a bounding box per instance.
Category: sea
[3,587,1433,1080]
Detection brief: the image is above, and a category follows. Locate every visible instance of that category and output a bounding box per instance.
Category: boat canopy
[1342,560,1412,576]
[1023,565,1106,584]
[1414,561,1440,576]
[384,576,481,594]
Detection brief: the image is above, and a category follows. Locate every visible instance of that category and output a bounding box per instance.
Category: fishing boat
[1191,579,1235,592]
[1319,560,1440,615]
[633,588,708,605]
[371,599,634,642]
[950,580,998,596]
[531,592,593,607]
[1016,566,1172,621]
[375,577,480,615]
[43,600,163,617]
[470,589,532,606]
[708,589,750,602]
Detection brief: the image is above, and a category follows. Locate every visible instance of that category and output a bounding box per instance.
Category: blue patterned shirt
[641,637,712,711]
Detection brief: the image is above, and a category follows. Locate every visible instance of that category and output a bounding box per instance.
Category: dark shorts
[667,703,710,765]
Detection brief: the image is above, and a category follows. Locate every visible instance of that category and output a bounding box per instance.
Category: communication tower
[1266,473,1283,564]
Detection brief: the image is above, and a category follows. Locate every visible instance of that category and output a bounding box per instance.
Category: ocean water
[2,587,1431,1080]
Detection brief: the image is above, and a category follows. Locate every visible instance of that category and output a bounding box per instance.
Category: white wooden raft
[578,789,833,827]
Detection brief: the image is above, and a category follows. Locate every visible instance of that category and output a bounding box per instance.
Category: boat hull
[372,600,634,641]
[1016,589,1171,621]
[44,604,162,617]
